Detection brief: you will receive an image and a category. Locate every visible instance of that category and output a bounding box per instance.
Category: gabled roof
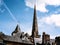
[0,32,33,44]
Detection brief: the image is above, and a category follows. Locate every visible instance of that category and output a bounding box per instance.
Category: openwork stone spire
[12,24,21,36]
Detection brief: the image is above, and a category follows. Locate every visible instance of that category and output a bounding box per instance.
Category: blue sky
[0,0,60,39]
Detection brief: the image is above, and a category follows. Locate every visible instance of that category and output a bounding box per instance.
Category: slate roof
[0,32,33,44]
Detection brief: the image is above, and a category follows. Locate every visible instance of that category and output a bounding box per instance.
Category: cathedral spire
[31,5,39,38]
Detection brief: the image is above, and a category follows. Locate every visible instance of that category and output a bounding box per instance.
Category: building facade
[55,36,60,45]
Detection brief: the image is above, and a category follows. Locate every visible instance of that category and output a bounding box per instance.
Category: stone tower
[31,5,40,38]
[42,32,50,45]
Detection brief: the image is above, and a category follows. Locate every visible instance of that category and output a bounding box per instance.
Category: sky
[0,0,60,39]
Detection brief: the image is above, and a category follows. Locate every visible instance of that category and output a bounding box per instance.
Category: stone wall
[4,41,33,45]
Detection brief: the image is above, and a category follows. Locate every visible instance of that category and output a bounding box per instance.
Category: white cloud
[40,14,60,27]
[25,0,60,12]
[37,3,48,12]
[45,0,60,6]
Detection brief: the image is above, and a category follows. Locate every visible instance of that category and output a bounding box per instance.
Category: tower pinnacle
[12,24,21,36]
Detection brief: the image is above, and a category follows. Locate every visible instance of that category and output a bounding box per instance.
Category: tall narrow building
[31,5,40,38]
